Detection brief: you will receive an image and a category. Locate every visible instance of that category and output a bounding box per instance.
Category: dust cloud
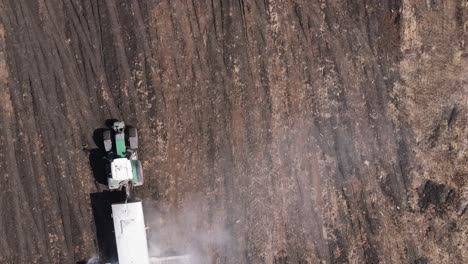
[144,197,231,264]
[85,255,103,264]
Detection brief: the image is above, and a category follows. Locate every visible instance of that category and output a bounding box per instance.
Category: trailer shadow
[90,191,126,263]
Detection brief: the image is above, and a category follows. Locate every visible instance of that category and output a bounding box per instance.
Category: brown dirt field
[0,0,467,263]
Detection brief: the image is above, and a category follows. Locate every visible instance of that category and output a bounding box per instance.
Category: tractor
[103,120,143,198]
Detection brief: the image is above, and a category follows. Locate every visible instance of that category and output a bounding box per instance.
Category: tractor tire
[103,130,112,152]
[128,127,138,150]
[131,160,144,186]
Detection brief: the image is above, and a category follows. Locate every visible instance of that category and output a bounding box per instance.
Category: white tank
[112,201,150,264]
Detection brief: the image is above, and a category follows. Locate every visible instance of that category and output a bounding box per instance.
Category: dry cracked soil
[0,0,468,263]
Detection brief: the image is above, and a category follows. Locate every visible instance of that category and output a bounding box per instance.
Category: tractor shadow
[89,128,109,185]
[89,118,118,185]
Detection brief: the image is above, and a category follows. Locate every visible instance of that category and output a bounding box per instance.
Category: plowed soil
[0,1,467,263]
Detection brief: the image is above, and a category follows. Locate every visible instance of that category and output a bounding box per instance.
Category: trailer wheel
[128,127,138,150]
[103,130,112,152]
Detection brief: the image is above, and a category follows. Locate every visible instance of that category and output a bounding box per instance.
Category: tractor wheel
[103,130,112,152]
[128,127,138,150]
[131,160,144,186]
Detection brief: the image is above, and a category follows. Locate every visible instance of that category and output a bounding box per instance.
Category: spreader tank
[112,201,150,264]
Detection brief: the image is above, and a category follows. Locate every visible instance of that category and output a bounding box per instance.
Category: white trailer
[112,201,150,264]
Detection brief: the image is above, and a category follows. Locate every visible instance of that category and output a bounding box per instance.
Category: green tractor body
[115,133,126,158]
